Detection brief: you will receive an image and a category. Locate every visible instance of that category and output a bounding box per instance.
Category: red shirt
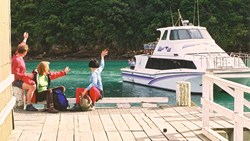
[11,54,26,81]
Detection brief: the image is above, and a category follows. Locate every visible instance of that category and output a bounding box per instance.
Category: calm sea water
[26,60,250,108]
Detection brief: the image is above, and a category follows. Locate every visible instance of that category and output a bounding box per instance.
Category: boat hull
[121,69,250,94]
[121,70,203,93]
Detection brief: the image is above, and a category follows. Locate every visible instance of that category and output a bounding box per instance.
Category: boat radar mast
[171,0,200,26]
[174,9,190,26]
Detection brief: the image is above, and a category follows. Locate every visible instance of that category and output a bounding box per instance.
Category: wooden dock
[8,105,235,141]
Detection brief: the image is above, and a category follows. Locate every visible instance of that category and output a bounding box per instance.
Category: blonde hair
[37,61,50,75]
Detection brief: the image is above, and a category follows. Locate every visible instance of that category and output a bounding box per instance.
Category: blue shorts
[12,80,23,89]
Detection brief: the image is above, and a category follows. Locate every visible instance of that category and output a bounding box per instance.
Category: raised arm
[19,32,29,46]
[23,32,28,43]
[49,66,70,80]
[101,49,108,59]
[98,49,108,72]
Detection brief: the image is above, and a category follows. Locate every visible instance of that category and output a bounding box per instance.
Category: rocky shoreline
[24,50,139,61]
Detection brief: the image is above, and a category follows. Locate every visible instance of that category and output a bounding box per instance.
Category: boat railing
[189,53,249,69]
[213,55,246,69]
[229,52,250,66]
[201,71,250,140]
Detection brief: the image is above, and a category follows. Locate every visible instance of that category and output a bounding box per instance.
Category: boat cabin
[152,26,224,57]
[140,25,248,71]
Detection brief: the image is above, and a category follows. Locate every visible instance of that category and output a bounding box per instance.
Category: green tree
[11,0,250,57]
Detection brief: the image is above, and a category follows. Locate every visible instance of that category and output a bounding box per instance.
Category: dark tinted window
[178,29,190,39]
[170,29,205,40]
[161,30,168,40]
[170,30,179,40]
[145,58,196,70]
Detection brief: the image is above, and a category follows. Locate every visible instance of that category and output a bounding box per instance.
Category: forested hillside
[11,0,250,59]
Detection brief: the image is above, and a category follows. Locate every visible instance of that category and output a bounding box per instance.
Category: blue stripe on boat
[121,72,203,84]
[148,73,203,84]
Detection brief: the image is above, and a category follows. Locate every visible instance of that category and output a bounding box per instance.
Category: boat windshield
[170,29,212,40]
[199,29,212,39]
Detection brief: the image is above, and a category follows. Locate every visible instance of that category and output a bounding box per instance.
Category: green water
[214,60,250,111]
[26,60,181,105]
[26,60,250,108]
[214,80,250,111]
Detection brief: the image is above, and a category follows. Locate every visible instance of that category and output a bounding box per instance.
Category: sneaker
[70,103,81,112]
[90,106,95,110]
[26,104,38,111]
[89,104,95,110]
[48,107,59,113]
[80,105,93,111]
[86,107,93,111]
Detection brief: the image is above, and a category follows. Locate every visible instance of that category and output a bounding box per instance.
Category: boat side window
[170,30,179,40]
[161,30,168,40]
[145,58,197,70]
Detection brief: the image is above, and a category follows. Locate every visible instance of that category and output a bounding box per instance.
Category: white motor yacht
[121,21,250,93]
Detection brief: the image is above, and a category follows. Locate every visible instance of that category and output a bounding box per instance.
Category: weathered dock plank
[8,106,233,141]
[110,114,130,131]
[171,107,205,141]
[93,131,109,141]
[132,131,150,141]
[89,115,104,132]
[7,129,22,141]
[18,131,41,141]
[121,114,143,131]
[97,97,168,103]
[132,110,167,141]
[185,106,233,129]
[211,116,234,128]
[40,115,60,141]
[155,107,187,140]
[106,131,123,141]
[120,131,136,141]
[57,115,74,141]
[77,115,91,132]
[67,97,168,105]
[75,131,94,141]
[100,114,117,132]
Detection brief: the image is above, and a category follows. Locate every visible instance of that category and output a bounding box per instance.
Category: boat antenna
[193,0,200,26]
[197,0,200,26]
[170,6,174,26]
[193,0,196,25]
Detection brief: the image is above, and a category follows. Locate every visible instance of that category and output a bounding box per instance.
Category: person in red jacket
[33,61,70,113]
[12,32,37,111]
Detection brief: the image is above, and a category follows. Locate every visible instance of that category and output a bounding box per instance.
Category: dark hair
[88,59,99,68]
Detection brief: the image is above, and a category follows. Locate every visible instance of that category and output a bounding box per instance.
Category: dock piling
[176,81,191,107]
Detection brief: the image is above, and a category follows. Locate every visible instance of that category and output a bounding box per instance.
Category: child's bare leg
[22,83,36,104]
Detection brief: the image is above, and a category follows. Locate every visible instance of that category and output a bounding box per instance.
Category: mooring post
[176,81,191,106]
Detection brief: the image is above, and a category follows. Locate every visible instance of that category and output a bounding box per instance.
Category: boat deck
[8,104,236,141]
